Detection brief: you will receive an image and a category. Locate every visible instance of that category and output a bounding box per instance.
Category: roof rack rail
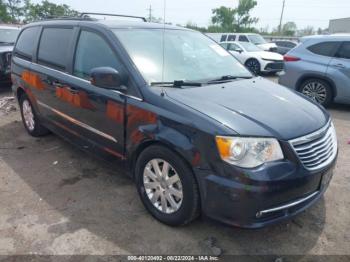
[80,13,147,22]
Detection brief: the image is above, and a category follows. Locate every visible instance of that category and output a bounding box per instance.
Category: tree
[185,21,207,33]
[235,0,258,31]
[5,0,22,22]
[23,0,78,22]
[211,0,258,32]
[0,0,11,22]
[298,26,315,36]
[282,21,297,36]
[211,6,235,32]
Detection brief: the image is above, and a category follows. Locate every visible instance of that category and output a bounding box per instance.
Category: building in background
[329,17,350,34]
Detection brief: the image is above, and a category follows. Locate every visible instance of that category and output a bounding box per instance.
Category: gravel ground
[0,78,349,258]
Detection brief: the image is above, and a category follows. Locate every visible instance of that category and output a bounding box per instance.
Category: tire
[299,78,333,107]
[245,59,261,75]
[135,145,200,226]
[19,94,50,137]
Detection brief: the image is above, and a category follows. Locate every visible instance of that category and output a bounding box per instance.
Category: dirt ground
[0,78,350,257]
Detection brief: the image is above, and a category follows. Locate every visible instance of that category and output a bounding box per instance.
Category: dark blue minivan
[11,14,338,228]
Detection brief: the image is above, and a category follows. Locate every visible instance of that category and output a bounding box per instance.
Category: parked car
[273,40,298,55]
[207,33,278,52]
[0,25,20,85]
[279,34,350,107]
[220,41,284,74]
[12,15,337,228]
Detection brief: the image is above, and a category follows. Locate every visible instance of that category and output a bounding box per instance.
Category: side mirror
[235,49,243,53]
[90,67,127,91]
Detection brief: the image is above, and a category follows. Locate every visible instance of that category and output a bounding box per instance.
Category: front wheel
[135,145,200,226]
[245,59,261,75]
[299,79,333,107]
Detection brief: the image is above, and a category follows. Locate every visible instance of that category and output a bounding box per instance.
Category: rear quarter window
[14,27,40,60]
[307,41,340,57]
[38,27,74,70]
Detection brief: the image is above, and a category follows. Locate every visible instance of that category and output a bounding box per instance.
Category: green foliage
[0,0,11,22]
[23,0,78,22]
[0,0,78,23]
[185,22,208,33]
[281,21,297,36]
[211,0,258,33]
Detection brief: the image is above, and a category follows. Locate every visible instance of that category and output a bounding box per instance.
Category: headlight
[215,136,284,168]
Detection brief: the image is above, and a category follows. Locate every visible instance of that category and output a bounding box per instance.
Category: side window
[14,27,40,60]
[239,35,249,42]
[220,43,228,50]
[228,43,241,51]
[307,42,339,57]
[227,35,236,41]
[335,42,350,59]
[286,42,297,48]
[74,30,123,80]
[220,35,227,42]
[38,28,74,70]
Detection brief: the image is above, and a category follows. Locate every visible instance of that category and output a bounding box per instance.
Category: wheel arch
[296,74,337,99]
[129,139,197,181]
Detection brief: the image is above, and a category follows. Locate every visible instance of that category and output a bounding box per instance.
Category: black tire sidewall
[300,79,333,107]
[135,145,199,226]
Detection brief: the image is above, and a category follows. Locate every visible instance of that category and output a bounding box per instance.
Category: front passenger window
[74,31,123,80]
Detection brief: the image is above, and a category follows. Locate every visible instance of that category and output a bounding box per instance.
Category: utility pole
[278,0,286,34]
[147,5,153,22]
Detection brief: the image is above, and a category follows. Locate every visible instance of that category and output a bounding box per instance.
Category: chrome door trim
[37,101,118,143]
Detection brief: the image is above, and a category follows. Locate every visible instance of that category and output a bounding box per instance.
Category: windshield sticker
[210,44,230,57]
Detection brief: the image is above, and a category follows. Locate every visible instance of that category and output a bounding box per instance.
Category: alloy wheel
[143,159,183,214]
[301,81,327,104]
[246,59,260,74]
[22,100,35,131]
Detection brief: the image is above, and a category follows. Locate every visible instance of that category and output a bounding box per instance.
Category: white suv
[207,33,277,52]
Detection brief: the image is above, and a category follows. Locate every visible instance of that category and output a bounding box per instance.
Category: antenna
[147,5,153,22]
[161,0,166,96]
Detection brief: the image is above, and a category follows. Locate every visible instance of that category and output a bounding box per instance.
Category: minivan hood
[165,77,329,140]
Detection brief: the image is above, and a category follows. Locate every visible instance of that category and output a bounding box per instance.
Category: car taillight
[284,55,300,62]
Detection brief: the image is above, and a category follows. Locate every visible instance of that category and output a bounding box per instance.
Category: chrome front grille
[289,121,337,170]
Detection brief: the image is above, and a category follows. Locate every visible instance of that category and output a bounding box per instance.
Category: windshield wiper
[206,75,253,84]
[151,80,202,88]
[0,41,14,45]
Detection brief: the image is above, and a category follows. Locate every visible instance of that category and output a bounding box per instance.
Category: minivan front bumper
[194,154,336,228]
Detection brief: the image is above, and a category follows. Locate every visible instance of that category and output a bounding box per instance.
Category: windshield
[247,34,266,45]
[114,29,252,84]
[0,28,20,44]
[239,42,262,52]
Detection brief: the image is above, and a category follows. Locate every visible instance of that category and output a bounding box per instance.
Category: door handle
[332,63,346,69]
[66,86,79,94]
[53,80,65,88]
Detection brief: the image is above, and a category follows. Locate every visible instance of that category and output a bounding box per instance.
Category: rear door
[327,41,350,102]
[305,41,341,74]
[50,28,129,158]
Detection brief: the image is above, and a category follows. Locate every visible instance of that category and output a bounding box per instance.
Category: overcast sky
[33,0,350,30]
